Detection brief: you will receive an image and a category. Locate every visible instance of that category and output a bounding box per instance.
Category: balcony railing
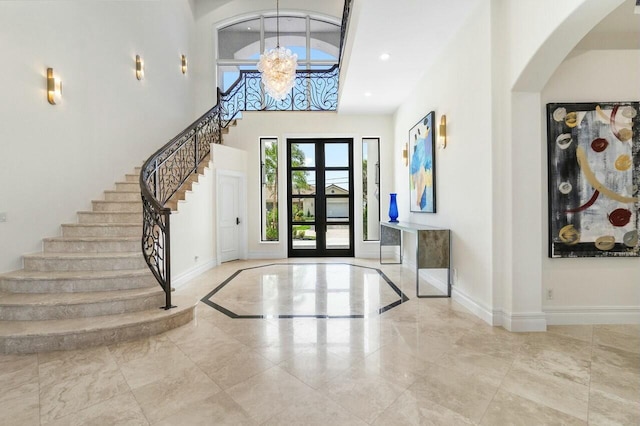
[140,65,339,309]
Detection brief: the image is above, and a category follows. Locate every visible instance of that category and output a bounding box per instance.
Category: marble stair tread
[0,286,163,306]
[101,190,141,199]
[22,251,143,261]
[43,237,139,253]
[0,301,194,337]
[114,184,140,193]
[78,211,141,215]
[92,200,141,205]
[62,223,141,227]
[103,190,139,194]
[0,296,196,354]
[0,268,156,293]
[61,223,141,232]
[77,211,142,224]
[43,236,139,243]
[0,268,152,281]
[91,200,142,208]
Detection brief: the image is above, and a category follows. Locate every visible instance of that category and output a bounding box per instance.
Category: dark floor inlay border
[200,263,409,319]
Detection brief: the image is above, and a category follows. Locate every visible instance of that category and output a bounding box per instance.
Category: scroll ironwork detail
[140,18,346,310]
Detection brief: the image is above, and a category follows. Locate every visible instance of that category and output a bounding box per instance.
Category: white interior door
[218,174,241,262]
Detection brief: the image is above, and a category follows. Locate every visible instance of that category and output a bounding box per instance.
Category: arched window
[217,14,340,90]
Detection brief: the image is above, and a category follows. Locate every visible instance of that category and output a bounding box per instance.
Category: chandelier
[257,0,298,100]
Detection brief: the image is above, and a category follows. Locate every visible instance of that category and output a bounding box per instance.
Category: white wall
[0,0,197,273]
[541,50,640,323]
[496,0,630,329]
[221,111,393,259]
[165,143,249,286]
[392,3,494,322]
[170,160,215,286]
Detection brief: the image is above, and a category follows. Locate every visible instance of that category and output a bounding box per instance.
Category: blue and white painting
[409,111,436,213]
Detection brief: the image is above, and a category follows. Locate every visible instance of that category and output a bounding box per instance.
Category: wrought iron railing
[340,0,354,65]
[140,66,339,309]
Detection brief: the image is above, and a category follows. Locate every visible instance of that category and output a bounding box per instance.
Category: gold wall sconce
[135,55,144,80]
[439,114,447,149]
[402,142,409,166]
[47,68,62,105]
[181,54,187,74]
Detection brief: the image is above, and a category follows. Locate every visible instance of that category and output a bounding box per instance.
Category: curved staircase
[0,168,195,354]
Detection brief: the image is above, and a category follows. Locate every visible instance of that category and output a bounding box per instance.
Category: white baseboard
[500,311,547,332]
[450,285,499,326]
[545,306,640,325]
[356,244,380,259]
[248,250,286,260]
[419,270,449,295]
[171,259,217,289]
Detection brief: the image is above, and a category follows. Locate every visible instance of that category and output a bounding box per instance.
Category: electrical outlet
[0,212,6,222]
[546,288,553,300]
[194,255,199,263]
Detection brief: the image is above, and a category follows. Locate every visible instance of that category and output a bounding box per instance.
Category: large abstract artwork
[409,111,436,213]
[547,102,640,258]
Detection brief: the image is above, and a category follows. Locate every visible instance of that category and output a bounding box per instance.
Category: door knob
[236,217,240,225]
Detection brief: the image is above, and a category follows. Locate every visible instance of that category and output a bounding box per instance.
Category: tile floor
[1,258,638,425]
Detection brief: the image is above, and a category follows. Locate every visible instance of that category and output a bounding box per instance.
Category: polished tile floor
[202,263,408,318]
[1,258,639,425]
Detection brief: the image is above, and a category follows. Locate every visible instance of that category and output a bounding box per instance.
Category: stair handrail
[140,1,352,310]
[140,65,340,309]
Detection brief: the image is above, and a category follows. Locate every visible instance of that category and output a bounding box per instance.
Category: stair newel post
[163,208,175,310]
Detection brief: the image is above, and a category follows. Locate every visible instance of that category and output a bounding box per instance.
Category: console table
[380,221,451,298]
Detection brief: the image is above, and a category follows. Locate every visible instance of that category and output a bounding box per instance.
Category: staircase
[0,167,195,354]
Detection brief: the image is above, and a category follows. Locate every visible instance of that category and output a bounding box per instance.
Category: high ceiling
[195,0,639,116]
[337,0,482,115]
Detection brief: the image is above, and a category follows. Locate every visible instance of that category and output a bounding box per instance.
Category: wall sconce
[135,55,144,80]
[46,68,62,105]
[402,143,408,166]
[439,115,447,149]
[181,55,187,74]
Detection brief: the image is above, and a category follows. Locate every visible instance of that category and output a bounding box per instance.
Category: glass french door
[287,138,354,257]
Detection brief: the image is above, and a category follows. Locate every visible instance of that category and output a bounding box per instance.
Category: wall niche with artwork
[547,101,639,258]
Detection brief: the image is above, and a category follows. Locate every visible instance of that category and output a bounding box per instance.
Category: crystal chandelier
[257,0,298,100]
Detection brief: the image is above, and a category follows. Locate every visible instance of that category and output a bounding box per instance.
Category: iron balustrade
[140,65,339,309]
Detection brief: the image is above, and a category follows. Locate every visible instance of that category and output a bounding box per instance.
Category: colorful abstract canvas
[547,102,640,258]
[409,111,436,213]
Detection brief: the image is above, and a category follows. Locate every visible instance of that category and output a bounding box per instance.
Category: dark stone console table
[380,221,451,298]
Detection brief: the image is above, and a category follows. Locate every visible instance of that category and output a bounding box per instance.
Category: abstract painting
[409,111,436,213]
[547,102,640,258]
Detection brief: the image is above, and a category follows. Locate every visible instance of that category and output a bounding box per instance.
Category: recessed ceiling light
[247,27,252,30]
[364,92,372,97]
[379,53,390,61]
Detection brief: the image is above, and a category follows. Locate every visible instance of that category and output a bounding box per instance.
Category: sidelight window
[260,138,279,241]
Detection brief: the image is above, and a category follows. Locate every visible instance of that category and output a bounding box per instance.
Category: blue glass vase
[388,193,399,222]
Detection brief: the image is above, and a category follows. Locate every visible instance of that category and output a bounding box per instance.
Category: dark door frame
[287,138,354,257]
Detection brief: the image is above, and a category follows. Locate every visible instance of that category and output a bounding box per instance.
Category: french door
[287,138,354,257]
